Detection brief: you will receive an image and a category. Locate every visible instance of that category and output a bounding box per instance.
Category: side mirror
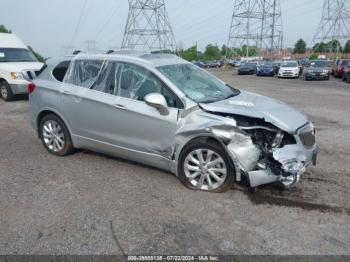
[144,93,169,116]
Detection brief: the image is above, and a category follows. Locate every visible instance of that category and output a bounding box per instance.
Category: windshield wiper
[225,93,237,100]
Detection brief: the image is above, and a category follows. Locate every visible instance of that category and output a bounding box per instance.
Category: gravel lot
[0,71,349,255]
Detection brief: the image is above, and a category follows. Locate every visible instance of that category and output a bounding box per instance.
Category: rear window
[310,60,327,67]
[281,62,298,67]
[52,61,71,82]
[341,60,350,66]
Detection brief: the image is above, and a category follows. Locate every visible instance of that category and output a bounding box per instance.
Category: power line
[93,1,124,40]
[70,0,89,46]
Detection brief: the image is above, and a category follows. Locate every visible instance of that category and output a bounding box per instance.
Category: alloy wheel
[184,149,227,191]
[42,120,65,152]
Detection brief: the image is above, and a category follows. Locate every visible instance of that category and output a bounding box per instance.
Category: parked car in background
[0,33,44,101]
[205,60,221,68]
[272,61,281,75]
[297,61,304,75]
[238,62,257,75]
[332,60,340,75]
[29,52,318,192]
[343,63,350,83]
[304,60,330,81]
[230,60,241,67]
[299,59,310,67]
[193,61,205,68]
[278,61,300,78]
[256,62,275,77]
[333,60,350,78]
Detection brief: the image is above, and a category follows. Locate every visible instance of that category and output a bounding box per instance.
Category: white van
[0,33,44,101]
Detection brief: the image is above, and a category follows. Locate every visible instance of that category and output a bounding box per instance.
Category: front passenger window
[117,63,181,108]
[118,63,161,101]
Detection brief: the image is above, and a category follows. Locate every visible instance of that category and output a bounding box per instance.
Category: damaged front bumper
[247,144,318,189]
[221,123,318,189]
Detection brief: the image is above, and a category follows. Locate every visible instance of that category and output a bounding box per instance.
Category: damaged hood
[199,91,308,133]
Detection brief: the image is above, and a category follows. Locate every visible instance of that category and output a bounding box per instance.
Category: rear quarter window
[52,61,71,82]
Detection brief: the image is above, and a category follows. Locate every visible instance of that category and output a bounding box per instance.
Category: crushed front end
[223,116,318,189]
[175,103,318,190]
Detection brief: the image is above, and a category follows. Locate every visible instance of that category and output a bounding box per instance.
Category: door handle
[111,104,127,110]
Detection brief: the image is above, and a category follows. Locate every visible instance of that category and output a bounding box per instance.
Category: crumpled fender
[172,109,260,181]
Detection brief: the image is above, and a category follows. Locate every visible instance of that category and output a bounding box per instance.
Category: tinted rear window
[52,61,71,82]
[310,60,327,67]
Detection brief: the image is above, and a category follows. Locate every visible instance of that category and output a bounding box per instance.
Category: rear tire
[0,81,14,102]
[178,140,235,193]
[39,114,74,156]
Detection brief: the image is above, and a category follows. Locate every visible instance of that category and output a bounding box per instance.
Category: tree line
[179,38,350,62]
[294,38,350,55]
[178,44,259,61]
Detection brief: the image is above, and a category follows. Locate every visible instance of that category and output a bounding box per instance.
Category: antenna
[121,0,176,52]
[227,0,283,58]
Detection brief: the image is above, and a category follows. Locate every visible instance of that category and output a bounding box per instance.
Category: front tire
[39,114,74,156]
[0,81,14,102]
[178,141,235,193]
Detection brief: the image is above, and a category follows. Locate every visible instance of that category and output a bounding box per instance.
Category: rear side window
[64,59,106,88]
[52,61,71,82]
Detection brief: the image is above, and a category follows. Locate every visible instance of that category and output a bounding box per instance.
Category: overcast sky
[0,0,323,57]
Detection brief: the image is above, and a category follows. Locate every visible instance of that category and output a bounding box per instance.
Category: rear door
[60,59,109,141]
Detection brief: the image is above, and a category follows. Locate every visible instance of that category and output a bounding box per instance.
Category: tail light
[28,82,36,94]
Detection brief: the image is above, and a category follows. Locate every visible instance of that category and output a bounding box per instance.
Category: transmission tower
[313,0,350,56]
[121,0,176,52]
[227,0,283,57]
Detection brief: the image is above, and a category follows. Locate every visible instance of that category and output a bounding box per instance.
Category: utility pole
[121,0,176,52]
[85,40,98,53]
[226,0,283,58]
[313,0,350,60]
[271,0,276,51]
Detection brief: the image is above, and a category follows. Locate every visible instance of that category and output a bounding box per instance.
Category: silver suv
[29,52,318,192]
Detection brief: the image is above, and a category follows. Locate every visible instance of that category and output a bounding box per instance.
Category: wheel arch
[174,135,238,178]
[0,78,8,84]
[37,109,73,142]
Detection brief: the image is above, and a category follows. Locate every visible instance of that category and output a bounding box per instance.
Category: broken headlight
[280,159,305,174]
